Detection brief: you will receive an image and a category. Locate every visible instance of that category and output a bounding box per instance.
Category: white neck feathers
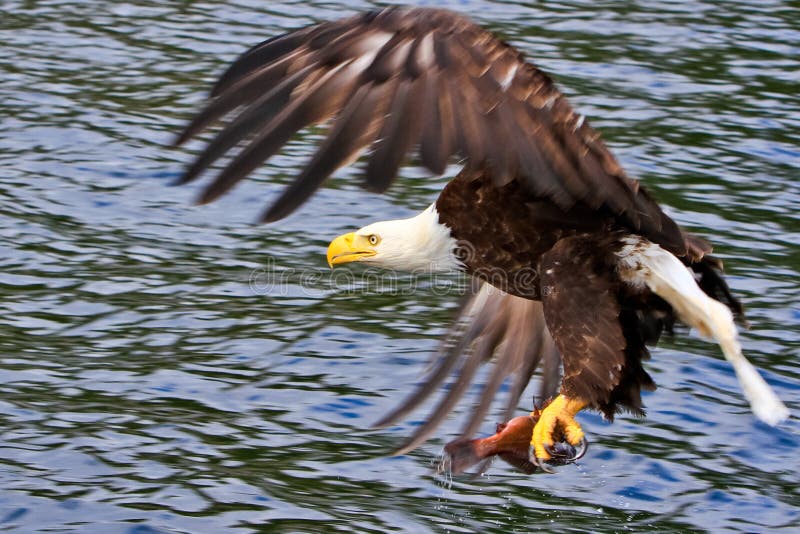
[357,204,461,273]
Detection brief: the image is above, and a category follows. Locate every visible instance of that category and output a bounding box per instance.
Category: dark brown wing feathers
[261,81,390,222]
[175,6,681,251]
[364,76,426,193]
[176,61,316,186]
[377,281,560,455]
[209,28,314,98]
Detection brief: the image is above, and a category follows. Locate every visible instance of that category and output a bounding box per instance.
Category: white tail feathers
[617,238,790,426]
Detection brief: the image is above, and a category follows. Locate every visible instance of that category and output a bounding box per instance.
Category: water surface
[1,0,799,532]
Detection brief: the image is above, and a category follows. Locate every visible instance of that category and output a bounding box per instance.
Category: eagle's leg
[532,235,632,470]
[530,394,586,463]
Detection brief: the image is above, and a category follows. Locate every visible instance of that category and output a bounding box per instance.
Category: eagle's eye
[368,234,380,246]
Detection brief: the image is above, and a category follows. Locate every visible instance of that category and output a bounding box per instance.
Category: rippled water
[1,0,799,532]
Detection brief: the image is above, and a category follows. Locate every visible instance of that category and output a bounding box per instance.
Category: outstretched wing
[374,279,561,455]
[175,6,673,242]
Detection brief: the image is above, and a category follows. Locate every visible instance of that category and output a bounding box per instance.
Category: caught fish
[441,406,587,475]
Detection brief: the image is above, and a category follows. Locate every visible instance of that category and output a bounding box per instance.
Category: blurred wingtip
[390,439,420,457]
[258,201,293,224]
[171,130,191,148]
[193,184,220,206]
[171,170,197,188]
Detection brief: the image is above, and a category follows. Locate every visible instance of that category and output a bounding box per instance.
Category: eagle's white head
[326,204,462,273]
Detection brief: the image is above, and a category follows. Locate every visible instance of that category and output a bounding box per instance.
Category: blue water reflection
[1,0,798,532]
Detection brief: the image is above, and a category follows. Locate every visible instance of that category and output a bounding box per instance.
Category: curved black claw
[544,442,571,459]
[573,436,588,461]
[528,445,555,474]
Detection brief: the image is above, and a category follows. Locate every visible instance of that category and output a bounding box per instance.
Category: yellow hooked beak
[326,232,377,268]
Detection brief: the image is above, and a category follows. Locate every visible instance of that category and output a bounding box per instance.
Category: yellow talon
[530,394,587,461]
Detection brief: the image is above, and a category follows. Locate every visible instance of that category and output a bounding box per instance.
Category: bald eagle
[174,7,788,469]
